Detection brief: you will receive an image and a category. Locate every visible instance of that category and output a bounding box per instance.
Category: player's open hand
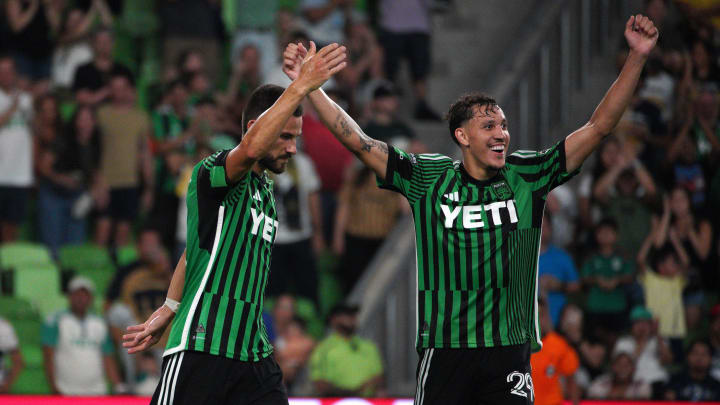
[293,41,347,93]
[624,14,658,56]
[122,304,174,354]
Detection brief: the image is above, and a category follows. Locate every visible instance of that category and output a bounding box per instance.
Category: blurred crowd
[0,0,720,402]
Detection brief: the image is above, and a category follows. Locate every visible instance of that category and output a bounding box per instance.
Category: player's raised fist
[624,14,659,56]
[293,41,347,94]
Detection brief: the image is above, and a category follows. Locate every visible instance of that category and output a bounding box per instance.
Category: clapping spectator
[42,277,124,395]
[587,352,651,399]
[664,340,720,402]
[0,55,33,242]
[613,306,672,385]
[310,304,384,397]
[581,219,635,345]
[72,28,133,106]
[538,212,580,327]
[93,72,153,247]
[0,317,24,393]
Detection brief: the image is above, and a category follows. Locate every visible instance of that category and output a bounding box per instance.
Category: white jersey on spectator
[614,335,669,384]
[0,317,19,385]
[0,89,33,187]
[273,152,321,244]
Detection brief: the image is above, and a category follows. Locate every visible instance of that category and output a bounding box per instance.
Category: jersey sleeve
[377,146,453,204]
[195,150,250,204]
[41,314,59,347]
[505,139,580,195]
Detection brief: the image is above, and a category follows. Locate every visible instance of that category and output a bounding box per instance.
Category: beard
[259,153,292,174]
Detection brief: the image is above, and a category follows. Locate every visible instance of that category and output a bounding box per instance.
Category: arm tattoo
[332,108,388,155]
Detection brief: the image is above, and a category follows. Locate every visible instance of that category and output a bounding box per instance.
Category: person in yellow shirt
[531,298,580,405]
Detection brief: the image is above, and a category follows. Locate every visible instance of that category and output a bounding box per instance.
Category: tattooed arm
[307,89,389,179]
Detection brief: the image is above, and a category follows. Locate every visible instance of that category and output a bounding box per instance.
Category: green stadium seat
[0,296,36,321]
[58,243,113,272]
[0,243,53,270]
[116,245,139,268]
[294,297,324,339]
[8,264,64,316]
[10,366,51,395]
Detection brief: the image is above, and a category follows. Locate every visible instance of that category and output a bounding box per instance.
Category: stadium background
[0,0,719,403]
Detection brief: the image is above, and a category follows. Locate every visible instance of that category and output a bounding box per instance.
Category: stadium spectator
[71,28,133,106]
[310,304,384,397]
[545,185,578,249]
[334,163,405,294]
[538,211,580,327]
[587,352,651,399]
[266,152,323,304]
[36,98,100,256]
[105,228,165,307]
[273,294,299,341]
[581,218,635,345]
[0,55,33,242]
[119,247,172,331]
[42,277,124,395]
[684,85,720,164]
[230,0,279,79]
[4,0,61,85]
[51,0,114,90]
[637,229,689,363]
[300,0,351,46]
[0,317,24,393]
[337,17,383,100]
[709,304,720,381]
[157,0,224,82]
[666,133,708,210]
[93,72,153,247]
[530,297,580,405]
[613,306,671,385]
[275,316,315,390]
[378,0,441,120]
[225,44,264,103]
[363,82,424,151]
[664,340,720,402]
[577,137,620,231]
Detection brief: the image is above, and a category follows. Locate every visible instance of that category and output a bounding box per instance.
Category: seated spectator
[36,100,100,256]
[266,151,323,305]
[333,163,405,293]
[230,0,279,79]
[363,82,425,152]
[558,303,606,394]
[709,304,720,381]
[5,0,61,85]
[310,304,384,397]
[530,297,580,405]
[664,340,720,402]
[581,218,635,345]
[94,72,153,247]
[105,228,164,308]
[378,0,441,120]
[42,277,124,395]
[133,351,161,397]
[0,316,24,393]
[275,316,315,390]
[587,352,651,399]
[272,294,298,341]
[51,0,114,90]
[300,0,351,46]
[538,212,580,327]
[613,306,672,385]
[72,28,133,106]
[637,230,690,363]
[0,55,33,243]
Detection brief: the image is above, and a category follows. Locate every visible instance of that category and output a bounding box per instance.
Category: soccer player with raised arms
[121,42,346,405]
[281,14,658,404]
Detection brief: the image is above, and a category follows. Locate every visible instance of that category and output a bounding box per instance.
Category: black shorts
[0,186,30,224]
[379,31,431,82]
[414,343,534,405]
[151,351,288,405]
[98,187,140,221]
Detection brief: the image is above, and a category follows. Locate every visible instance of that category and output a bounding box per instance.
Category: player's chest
[245,179,278,243]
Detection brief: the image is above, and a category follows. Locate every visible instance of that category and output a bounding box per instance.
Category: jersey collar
[459,162,503,187]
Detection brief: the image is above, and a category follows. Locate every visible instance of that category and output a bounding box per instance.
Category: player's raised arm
[283,42,389,179]
[225,42,347,182]
[564,14,658,172]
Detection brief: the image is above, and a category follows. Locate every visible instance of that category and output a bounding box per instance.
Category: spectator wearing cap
[309,304,384,397]
[42,277,124,395]
[587,352,651,399]
[664,340,720,402]
[613,306,672,386]
[530,297,580,405]
[363,82,425,153]
[0,316,24,393]
[709,304,720,381]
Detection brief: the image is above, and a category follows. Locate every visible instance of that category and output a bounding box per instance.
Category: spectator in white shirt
[0,317,24,393]
[613,306,673,385]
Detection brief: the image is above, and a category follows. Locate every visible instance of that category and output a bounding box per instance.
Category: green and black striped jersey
[164,150,277,361]
[378,140,579,352]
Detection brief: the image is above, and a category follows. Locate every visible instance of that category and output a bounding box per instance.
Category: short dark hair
[687,339,711,356]
[241,84,303,135]
[110,70,135,87]
[596,217,618,232]
[446,93,498,145]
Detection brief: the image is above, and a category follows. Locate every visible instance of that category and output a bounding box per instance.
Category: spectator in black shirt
[664,340,720,402]
[363,82,425,153]
[71,28,133,106]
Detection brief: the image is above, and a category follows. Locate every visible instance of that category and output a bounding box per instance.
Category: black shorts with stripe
[414,343,534,405]
[151,350,288,405]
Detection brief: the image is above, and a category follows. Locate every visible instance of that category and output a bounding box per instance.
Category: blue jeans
[37,185,86,256]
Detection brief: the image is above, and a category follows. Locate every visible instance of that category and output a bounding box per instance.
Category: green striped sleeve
[377,146,453,204]
[505,139,580,194]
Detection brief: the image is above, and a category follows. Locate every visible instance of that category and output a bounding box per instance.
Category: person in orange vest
[531,297,580,405]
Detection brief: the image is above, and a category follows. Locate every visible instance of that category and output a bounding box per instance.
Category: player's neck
[462,157,499,181]
[252,163,263,175]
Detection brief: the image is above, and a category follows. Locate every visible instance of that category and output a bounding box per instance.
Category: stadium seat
[294,297,324,339]
[0,296,35,320]
[6,264,65,316]
[115,244,139,268]
[0,242,53,270]
[58,243,113,272]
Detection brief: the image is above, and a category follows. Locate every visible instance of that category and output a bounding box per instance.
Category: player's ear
[246,119,257,131]
[455,127,470,147]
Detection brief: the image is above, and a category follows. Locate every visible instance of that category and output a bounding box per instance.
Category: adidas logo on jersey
[440,200,518,229]
[252,190,262,201]
[443,191,460,202]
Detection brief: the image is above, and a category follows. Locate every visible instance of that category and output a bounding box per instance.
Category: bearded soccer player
[120,43,346,405]
[282,15,658,405]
